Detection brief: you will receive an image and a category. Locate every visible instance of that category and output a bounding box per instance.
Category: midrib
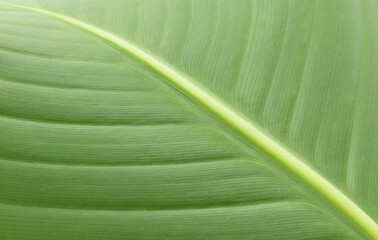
[1,3,377,239]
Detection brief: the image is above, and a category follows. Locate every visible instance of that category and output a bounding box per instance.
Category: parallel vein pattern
[0,1,377,239]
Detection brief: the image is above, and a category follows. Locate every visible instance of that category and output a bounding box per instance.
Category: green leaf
[0,1,377,239]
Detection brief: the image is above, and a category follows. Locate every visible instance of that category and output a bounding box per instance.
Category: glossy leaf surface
[0,0,377,239]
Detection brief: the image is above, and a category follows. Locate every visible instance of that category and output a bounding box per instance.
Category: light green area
[0,0,377,239]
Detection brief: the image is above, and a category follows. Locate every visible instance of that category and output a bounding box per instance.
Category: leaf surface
[0,0,377,239]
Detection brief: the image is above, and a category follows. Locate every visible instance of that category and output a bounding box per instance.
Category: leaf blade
[1,3,376,238]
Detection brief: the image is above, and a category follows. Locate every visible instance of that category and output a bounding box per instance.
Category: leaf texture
[0,0,377,239]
